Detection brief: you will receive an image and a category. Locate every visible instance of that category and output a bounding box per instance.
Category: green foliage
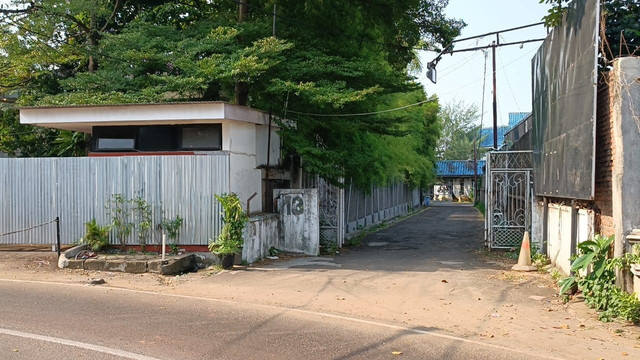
[558,234,640,323]
[209,193,248,256]
[540,0,639,60]
[106,194,134,248]
[169,243,180,256]
[132,197,152,250]
[436,101,485,160]
[161,215,183,243]
[0,0,464,188]
[81,218,110,252]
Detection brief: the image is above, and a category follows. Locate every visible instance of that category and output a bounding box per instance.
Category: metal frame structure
[485,151,533,249]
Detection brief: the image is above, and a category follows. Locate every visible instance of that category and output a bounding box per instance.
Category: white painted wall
[531,200,544,250]
[273,189,319,255]
[545,203,595,275]
[434,178,474,201]
[20,102,271,133]
[255,124,281,167]
[243,213,280,263]
[229,153,262,213]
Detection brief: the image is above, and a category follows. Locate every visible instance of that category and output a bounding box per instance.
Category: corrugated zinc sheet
[480,126,510,148]
[508,112,531,128]
[437,160,485,177]
[0,155,229,246]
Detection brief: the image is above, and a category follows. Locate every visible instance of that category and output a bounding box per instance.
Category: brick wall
[594,76,615,236]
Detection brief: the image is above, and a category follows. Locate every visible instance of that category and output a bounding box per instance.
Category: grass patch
[474,202,485,215]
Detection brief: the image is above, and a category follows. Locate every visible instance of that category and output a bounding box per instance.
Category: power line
[285,99,434,117]
[287,46,538,118]
[497,48,521,110]
[435,46,539,98]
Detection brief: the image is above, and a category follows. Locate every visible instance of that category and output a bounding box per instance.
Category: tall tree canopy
[435,101,484,161]
[540,0,639,61]
[0,0,464,188]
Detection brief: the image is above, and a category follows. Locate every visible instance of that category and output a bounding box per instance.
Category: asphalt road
[2,203,632,360]
[0,278,541,360]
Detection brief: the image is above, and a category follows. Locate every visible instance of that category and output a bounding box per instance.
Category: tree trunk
[88,7,97,72]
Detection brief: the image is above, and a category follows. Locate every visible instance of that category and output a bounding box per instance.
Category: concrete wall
[243,213,280,263]
[274,189,319,255]
[255,124,281,167]
[224,120,282,213]
[610,57,640,259]
[543,203,595,275]
[230,152,262,214]
[531,200,544,251]
[434,178,474,201]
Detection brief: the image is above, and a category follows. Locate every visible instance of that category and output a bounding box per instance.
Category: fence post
[55,216,61,259]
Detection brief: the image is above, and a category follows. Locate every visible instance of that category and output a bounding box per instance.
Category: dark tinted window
[92,124,222,152]
[181,125,222,150]
[138,126,179,151]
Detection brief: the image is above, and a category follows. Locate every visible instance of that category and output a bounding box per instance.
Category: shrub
[105,194,133,248]
[133,197,152,250]
[209,193,248,256]
[558,234,640,323]
[161,215,183,244]
[81,219,111,252]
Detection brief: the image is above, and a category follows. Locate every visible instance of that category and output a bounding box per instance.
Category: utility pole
[425,22,545,150]
[492,35,498,149]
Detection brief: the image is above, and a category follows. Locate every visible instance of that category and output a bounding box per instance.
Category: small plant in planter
[209,193,248,269]
[161,215,183,254]
[81,219,111,252]
[106,194,133,250]
[133,197,153,251]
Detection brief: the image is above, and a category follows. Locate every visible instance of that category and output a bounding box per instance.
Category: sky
[418,0,552,128]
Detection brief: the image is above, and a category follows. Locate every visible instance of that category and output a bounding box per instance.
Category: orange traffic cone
[512,231,537,272]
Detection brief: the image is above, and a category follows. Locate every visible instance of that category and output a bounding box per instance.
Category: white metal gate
[485,151,533,249]
[303,174,345,249]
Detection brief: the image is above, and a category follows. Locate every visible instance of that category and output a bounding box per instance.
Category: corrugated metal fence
[344,182,420,235]
[0,155,229,246]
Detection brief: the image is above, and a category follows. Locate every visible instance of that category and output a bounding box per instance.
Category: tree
[0,0,465,189]
[435,101,483,160]
[540,0,639,60]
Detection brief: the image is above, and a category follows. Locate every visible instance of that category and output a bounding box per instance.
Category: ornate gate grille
[303,174,345,249]
[485,151,533,249]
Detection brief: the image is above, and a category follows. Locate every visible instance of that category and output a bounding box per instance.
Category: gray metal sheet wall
[0,155,229,245]
[531,0,599,199]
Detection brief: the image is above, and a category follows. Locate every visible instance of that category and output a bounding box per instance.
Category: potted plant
[209,193,248,269]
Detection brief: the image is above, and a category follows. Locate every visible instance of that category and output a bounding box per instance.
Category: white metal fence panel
[345,181,417,235]
[0,155,229,246]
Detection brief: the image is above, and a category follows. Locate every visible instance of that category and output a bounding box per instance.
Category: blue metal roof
[436,160,485,177]
[479,126,510,148]
[508,112,531,127]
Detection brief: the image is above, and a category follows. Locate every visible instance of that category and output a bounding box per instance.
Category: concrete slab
[103,260,147,274]
[83,259,106,271]
[66,260,84,270]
